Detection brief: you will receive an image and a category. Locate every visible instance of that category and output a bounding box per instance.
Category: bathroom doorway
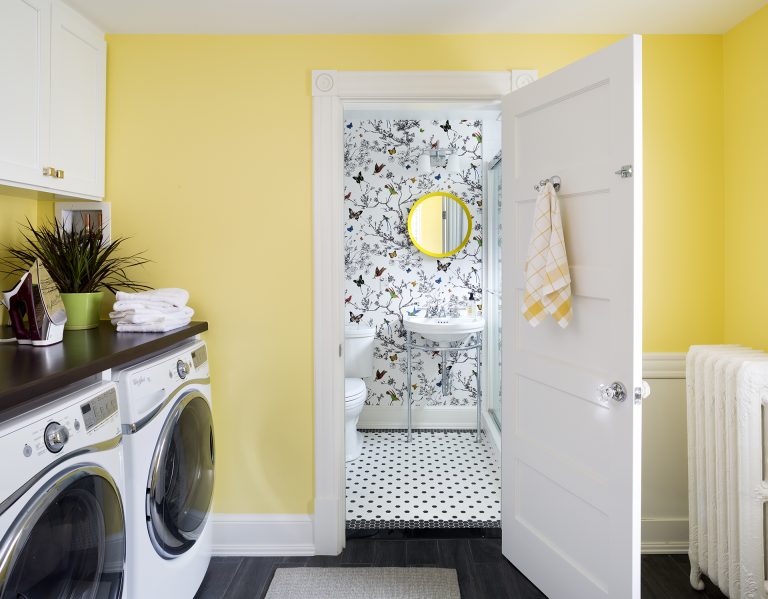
[340,105,503,533]
[313,36,644,597]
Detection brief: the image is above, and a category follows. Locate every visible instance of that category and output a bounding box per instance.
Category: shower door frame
[311,69,535,554]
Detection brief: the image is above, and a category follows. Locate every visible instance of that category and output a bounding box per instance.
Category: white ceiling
[64,0,766,35]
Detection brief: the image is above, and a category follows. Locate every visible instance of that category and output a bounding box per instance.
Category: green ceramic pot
[60,291,104,330]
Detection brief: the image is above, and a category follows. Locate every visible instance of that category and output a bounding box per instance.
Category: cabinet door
[48,0,105,199]
[0,0,51,187]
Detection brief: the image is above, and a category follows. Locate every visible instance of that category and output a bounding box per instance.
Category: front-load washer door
[147,391,214,559]
[0,465,126,599]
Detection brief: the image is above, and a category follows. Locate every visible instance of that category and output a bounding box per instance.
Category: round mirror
[407,191,472,258]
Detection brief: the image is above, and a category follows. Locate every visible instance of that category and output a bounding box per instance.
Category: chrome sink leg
[406,330,412,443]
[441,351,450,396]
[476,332,483,443]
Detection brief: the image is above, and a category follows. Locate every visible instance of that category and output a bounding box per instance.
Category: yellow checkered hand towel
[521,181,573,328]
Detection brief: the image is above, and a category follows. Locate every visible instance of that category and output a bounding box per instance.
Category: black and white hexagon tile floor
[345,430,501,529]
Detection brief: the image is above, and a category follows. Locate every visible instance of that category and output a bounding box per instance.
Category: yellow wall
[0,34,725,513]
[723,5,768,348]
[0,185,45,290]
[99,34,725,514]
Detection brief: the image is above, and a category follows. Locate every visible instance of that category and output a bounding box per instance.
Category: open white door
[501,35,643,599]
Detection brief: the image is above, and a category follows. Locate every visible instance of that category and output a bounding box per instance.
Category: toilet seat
[344,378,366,406]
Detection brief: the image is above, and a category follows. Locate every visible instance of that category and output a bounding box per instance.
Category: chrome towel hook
[534,175,561,192]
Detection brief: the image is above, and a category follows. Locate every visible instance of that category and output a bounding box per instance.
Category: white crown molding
[642,352,685,379]
[211,514,314,556]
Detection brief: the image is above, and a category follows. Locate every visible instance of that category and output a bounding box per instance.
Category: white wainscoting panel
[211,514,314,556]
[641,353,688,553]
[358,406,476,429]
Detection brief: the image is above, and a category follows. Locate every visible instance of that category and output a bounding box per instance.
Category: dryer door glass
[148,391,214,558]
[0,465,125,599]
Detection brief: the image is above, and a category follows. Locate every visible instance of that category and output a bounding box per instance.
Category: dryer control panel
[80,387,119,431]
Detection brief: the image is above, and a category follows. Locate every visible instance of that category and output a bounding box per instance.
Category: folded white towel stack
[111,288,194,333]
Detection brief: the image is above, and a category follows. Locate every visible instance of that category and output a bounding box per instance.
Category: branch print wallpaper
[344,118,484,408]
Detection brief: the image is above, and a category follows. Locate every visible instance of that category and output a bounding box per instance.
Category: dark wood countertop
[0,320,208,423]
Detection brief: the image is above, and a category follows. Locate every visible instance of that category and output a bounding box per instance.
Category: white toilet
[344,325,374,462]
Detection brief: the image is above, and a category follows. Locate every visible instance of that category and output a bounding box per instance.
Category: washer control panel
[80,387,119,431]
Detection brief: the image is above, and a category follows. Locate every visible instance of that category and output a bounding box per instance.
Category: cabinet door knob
[42,166,55,177]
[55,169,64,179]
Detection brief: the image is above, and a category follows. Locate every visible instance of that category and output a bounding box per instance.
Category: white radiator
[686,346,768,598]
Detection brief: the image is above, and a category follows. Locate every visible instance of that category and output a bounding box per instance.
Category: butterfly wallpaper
[344,118,483,408]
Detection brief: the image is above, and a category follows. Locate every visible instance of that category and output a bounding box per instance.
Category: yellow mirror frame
[407,191,473,258]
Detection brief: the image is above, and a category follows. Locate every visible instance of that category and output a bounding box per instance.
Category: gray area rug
[264,567,460,599]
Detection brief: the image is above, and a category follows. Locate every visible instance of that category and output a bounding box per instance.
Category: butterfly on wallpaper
[409,177,417,184]
[436,380,442,388]
[435,277,442,284]
[375,369,387,381]
[388,250,397,258]
[419,128,425,133]
[388,148,397,155]
[345,295,352,303]
[349,208,363,220]
[385,287,398,299]
[349,312,364,324]
[353,275,365,288]
[375,266,386,278]
[477,199,483,208]
[473,235,482,246]
[473,131,482,143]
[405,164,411,170]
[434,174,441,181]
[440,120,452,133]
[385,184,397,196]
[406,307,421,316]
[436,260,450,272]
[346,225,353,232]
[431,351,440,358]
[405,267,412,273]
[346,122,353,129]
[389,354,398,362]
[374,163,386,174]
[412,384,417,390]
[410,281,417,287]
[431,141,439,149]
[353,171,364,184]
[344,191,352,200]
[386,390,400,403]
[477,304,483,312]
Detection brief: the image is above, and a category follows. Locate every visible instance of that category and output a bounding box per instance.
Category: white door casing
[501,34,643,599]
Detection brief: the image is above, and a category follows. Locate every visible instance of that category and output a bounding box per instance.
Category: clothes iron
[2,260,67,346]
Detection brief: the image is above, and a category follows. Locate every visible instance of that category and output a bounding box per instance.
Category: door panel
[501,35,642,599]
[49,0,105,198]
[0,0,50,186]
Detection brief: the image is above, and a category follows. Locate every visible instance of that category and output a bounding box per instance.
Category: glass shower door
[485,155,503,429]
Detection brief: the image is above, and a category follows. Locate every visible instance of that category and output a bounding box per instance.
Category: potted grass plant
[0,219,150,330]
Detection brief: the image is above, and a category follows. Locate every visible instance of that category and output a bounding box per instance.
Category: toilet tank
[344,325,375,378]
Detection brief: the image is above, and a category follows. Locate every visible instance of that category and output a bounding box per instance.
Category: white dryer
[113,340,213,599]
[0,382,126,598]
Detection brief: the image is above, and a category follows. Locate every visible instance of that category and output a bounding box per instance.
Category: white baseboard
[211,514,314,556]
[358,405,476,429]
[482,410,501,462]
[641,517,689,554]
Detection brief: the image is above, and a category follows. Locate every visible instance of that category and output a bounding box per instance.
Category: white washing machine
[0,382,126,598]
[113,340,213,599]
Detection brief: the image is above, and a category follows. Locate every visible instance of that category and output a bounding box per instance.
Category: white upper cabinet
[48,1,106,198]
[0,0,51,187]
[0,0,106,200]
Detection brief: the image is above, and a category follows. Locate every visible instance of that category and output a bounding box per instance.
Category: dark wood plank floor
[194,537,728,599]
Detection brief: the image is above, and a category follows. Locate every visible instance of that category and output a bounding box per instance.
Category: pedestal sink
[402,312,485,343]
[402,310,485,443]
